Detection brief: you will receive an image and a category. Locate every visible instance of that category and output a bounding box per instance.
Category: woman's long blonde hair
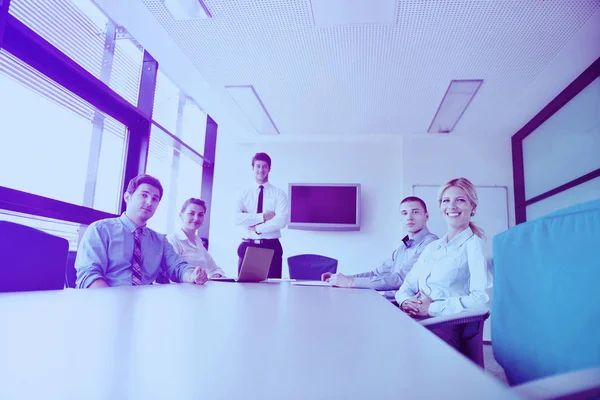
[437,177,486,239]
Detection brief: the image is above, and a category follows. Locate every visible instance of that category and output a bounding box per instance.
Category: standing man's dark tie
[132,227,143,286]
[257,185,264,214]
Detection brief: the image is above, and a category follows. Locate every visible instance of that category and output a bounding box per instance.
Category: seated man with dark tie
[75,174,208,288]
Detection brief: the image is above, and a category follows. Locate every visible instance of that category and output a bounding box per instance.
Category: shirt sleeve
[234,190,264,227]
[428,239,491,317]
[352,249,399,290]
[203,249,226,277]
[395,244,433,305]
[353,234,439,291]
[161,237,194,283]
[75,222,108,288]
[255,189,289,234]
[166,234,183,255]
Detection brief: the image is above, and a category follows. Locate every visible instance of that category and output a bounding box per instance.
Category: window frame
[512,57,600,224]
[0,0,218,236]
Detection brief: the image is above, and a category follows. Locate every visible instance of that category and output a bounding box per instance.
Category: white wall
[209,136,405,278]
[403,134,516,230]
[208,132,514,279]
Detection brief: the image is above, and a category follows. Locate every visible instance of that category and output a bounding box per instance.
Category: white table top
[0,282,517,399]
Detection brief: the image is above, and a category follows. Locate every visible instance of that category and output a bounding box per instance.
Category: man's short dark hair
[126,174,163,200]
[400,196,428,213]
[252,152,272,168]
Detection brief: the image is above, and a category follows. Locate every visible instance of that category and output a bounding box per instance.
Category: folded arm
[255,191,289,234]
[234,195,264,227]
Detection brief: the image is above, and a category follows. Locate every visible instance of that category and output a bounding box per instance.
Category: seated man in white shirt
[321,196,438,301]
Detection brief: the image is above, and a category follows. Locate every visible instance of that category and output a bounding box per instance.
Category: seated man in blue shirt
[321,196,438,300]
[75,174,208,288]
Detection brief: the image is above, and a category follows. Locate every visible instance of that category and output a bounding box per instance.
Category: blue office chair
[287,254,338,280]
[0,221,68,292]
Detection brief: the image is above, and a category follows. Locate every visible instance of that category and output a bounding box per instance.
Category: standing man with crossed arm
[234,152,289,278]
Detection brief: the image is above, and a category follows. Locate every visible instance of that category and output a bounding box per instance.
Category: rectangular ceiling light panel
[225,85,280,135]
[162,0,211,20]
[428,80,483,134]
[310,0,397,26]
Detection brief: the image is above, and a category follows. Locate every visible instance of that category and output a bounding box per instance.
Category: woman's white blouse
[395,227,492,317]
[167,229,225,277]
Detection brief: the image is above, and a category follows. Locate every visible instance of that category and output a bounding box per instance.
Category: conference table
[0,281,518,399]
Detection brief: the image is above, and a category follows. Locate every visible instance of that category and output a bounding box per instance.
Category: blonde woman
[395,178,491,348]
[167,198,226,279]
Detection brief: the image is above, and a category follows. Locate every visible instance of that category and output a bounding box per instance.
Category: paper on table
[263,278,296,282]
[291,281,332,287]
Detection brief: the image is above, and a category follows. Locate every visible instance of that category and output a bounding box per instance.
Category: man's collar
[254,181,270,189]
[411,227,431,243]
[119,213,146,233]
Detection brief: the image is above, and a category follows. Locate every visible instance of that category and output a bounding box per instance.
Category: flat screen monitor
[288,183,361,231]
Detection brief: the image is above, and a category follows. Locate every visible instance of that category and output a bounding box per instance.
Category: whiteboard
[413,185,508,342]
[412,185,509,257]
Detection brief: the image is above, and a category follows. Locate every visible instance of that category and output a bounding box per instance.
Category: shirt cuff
[81,273,105,289]
[179,265,195,283]
[352,276,380,289]
[428,301,444,317]
[395,291,410,306]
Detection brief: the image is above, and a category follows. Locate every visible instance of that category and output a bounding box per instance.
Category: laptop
[210,246,274,283]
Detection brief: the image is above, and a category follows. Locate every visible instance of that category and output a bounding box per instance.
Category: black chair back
[0,221,68,292]
[287,254,338,280]
[65,251,77,288]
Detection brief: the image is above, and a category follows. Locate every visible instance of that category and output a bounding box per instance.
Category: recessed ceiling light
[225,85,280,135]
[162,0,212,20]
[428,80,483,134]
[310,0,396,26]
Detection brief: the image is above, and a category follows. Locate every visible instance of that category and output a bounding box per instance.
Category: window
[180,97,207,154]
[0,210,85,251]
[145,124,203,234]
[0,49,127,214]
[152,69,181,132]
[8,0,143,106]
[145,71,206,234]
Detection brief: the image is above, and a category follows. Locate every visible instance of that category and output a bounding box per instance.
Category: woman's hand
[401,290,433,317]
[211,273,223,279]
[184,267,208,285]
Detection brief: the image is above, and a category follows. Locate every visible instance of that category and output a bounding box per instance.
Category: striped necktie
[132,227,143,286]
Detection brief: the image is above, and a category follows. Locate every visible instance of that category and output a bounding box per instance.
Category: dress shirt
[395,227,492,317]
[234,182,289,240]
[167,229,225,277]
[75,214,193,288]
[351,228,438,295]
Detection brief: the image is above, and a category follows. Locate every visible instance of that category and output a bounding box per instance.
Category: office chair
[287,254,338,280]
[490,200,600,398]
[419,308,490,368]
[65,250,77,288]
[0,220,68,292]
